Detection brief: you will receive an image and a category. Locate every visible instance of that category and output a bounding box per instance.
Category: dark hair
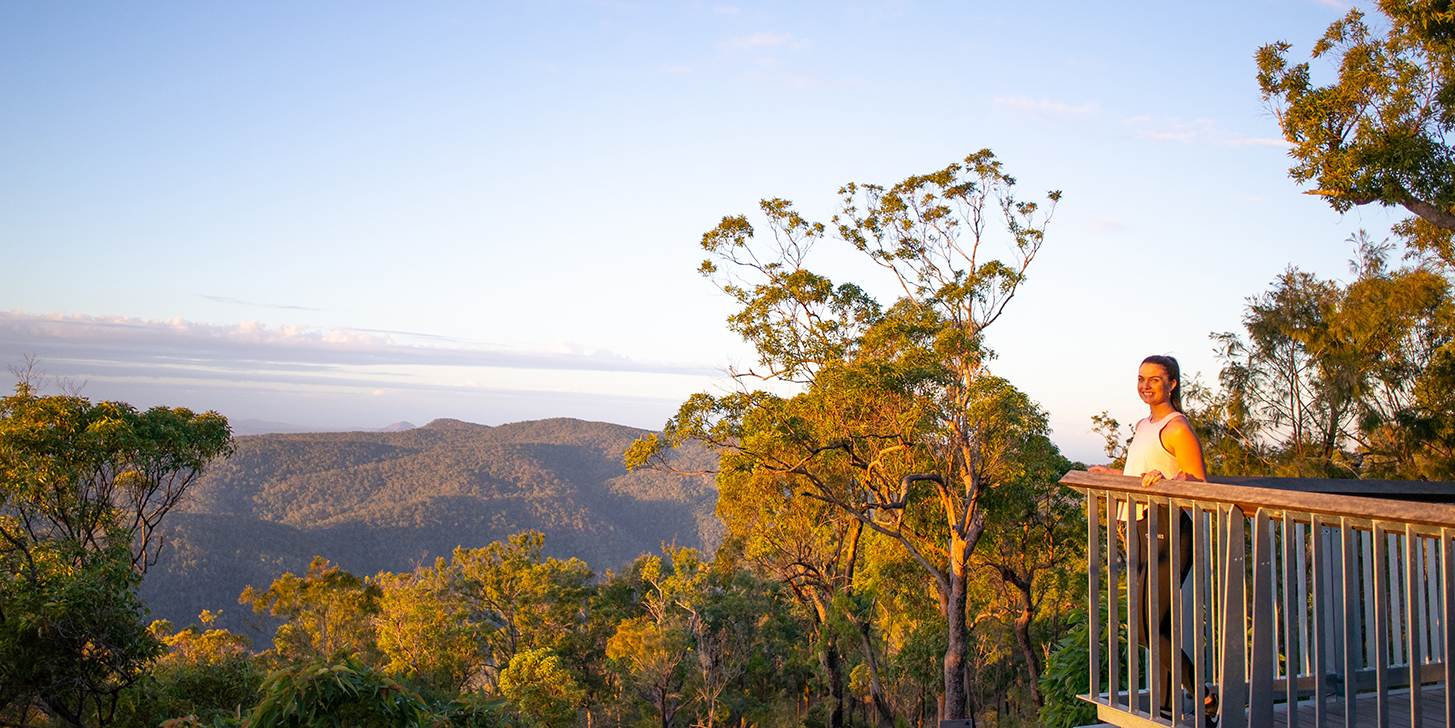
[1142,355,1182,413]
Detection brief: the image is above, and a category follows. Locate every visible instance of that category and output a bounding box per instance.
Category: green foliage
[0,538,161,727]
[1089,411,1129,470]
[1038,606,1131,728]
[115,614,263,727]
[498,649,584,728]
[241,557,384,663]
[1193,236,1455,478]
[450,532,595,688]
[243,657,427,728]
[375,565,487,696]
[1036,617,1097,728]
[606,610,689,727]
[1258,1,1455,238]
[633,151,1071,723]
[432,690,519,728]
[0,375,232,727]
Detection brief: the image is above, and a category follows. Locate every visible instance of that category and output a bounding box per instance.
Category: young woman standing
[1090,355,1213,721]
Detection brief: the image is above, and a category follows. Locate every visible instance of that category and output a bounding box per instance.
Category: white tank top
[1124,412,1184,478]
[1116,412,1184,521]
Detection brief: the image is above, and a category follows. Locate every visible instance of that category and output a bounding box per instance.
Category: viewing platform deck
[1060,471,1455,728]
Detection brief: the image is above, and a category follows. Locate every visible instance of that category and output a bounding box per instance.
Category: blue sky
[0,0,1401,460]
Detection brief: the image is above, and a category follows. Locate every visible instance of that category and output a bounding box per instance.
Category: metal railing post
[1221,505,1247,728]
[1251,508,1275,727]
[1088,491,1101,707]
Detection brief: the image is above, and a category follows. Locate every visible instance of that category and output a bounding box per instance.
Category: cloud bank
[0,311,723,431]
[0,311,715,377]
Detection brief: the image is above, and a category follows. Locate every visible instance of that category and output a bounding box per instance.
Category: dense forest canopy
[141,417,720,639]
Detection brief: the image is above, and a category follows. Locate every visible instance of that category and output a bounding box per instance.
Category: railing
[1061,471,1455,728]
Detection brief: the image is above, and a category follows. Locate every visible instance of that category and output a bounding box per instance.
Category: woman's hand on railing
[1142,469,1177,487]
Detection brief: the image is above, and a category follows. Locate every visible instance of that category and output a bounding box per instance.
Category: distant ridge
[230,419,422,436]
[419,417,489,430]
[142,417,719,638]
[230,418,319,436]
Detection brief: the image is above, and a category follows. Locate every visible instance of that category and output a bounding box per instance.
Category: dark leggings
[1134,506,1196,711]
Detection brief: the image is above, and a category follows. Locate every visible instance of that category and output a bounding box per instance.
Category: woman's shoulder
[1160,412,1195,436]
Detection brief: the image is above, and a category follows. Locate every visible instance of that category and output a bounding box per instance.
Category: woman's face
[1137,362,1175,407]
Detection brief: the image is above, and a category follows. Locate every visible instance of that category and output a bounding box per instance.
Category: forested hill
[140,417,719,637]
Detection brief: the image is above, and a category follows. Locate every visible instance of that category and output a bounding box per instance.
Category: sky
[0,0,1406,461]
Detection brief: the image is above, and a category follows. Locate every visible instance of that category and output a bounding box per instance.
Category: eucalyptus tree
[628,150,1059,722]
[0,372,233,727]
[968,395,1082,709]
[1256,0,1455,269]
[448,531,594,689]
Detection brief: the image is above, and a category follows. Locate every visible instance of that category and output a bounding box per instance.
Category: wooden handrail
[1205,474,1455,502]
[1061,470,1455,530]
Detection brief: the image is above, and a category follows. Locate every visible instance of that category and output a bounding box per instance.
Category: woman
[1090,355,1213,721]
[1089,354,1205,485]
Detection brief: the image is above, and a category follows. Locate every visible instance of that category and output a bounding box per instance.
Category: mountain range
[140,417,719,638]
[229,419,419,436]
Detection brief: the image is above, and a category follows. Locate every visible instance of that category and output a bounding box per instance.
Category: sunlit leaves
[1258,2,1455,229]
[449,532,594,690]
[375,566,486,695]
[240,557,384,664]
[498,649,583,728]
[0,379,233,727]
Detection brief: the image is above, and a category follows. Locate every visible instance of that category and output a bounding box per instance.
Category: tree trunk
[1400,191,1455,232]
[917,684,925,728]
[1008,573,1043,708]
[658,685,680,728]
[854,618,897,728]
[819,638,846,728]
[942,533,972,725]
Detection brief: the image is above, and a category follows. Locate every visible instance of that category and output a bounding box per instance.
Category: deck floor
[1098,686,1452,728]
[1281,687,1448,728]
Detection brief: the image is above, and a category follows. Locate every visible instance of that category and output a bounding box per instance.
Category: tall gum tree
[628,150,1059,723]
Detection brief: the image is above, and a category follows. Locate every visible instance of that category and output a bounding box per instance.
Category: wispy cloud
[0,311,716,377]
[725,32,809,50]
[201,295,322,311]
[992,96,1099,116]
[743,72,826,88]
[1086,218,1127,233]
[1125,117,1290,148]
